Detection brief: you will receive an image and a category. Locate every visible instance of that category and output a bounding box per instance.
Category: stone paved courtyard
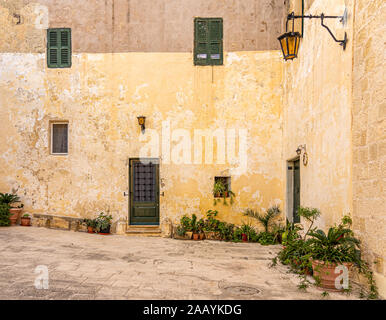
[0,227,362,300]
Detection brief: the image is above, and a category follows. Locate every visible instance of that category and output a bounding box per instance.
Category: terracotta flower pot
[185,231,193,239]
[98,226,111,235]
[87,226,94,233]
[199,233,205,240]
[9,208,22,225]
[311,260,353,292]
[20,217,31,226]
[193,233,199,241]
[242,233,248,242]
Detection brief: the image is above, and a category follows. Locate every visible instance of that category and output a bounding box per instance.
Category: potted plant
[213,180,226,205]
[95,212,113,235]
[174,225,188,240]
[191,214,199,240]
[308,217,361,292]
[203,210,220,240]
[240,222,253,242]
[213,181,235,206]
[197,218,205,240]
[0,193,22,225]
[84,218,97,233]
[20,213,31,226]
[0,203,11,227]
[180,215,193,239]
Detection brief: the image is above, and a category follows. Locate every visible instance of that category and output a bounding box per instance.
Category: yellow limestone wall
[285,0,385,297]
[0,6,285,234]
[283,0,354,228]
[352,0,386,298]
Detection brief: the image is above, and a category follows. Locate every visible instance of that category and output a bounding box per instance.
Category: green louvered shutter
[47,28,71,68]
[194,18,209,65]
[194,18,223,66]
[208,19,223,65]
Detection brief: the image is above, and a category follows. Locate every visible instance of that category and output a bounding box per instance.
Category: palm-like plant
[308,226,361,264]
[0,193,20,205]
[244,205,281,233]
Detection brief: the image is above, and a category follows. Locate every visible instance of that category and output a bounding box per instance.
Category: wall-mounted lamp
[278,9,348,61]
[296,144,308,166]
[13,13,22,25]
[137,116,146,134]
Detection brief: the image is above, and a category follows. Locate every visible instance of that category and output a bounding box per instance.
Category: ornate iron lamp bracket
[286,9,348,50]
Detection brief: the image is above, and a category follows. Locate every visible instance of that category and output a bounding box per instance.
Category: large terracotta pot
[193,233,199,241]
[311,260,353,292]
[9,208,22,225]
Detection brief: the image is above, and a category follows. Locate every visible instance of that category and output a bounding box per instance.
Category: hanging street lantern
[278,9,348,61]
[278,31,302,61]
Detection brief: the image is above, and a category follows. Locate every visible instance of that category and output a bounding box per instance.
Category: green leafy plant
[175,225,186,237]
[95,212,113,232]
[197,218,205,234]
[297,206,321,240]
[190,214,198,233]
[281,220,303,245]
[0,204,11,227]
[213,181,226,206]
[180,215,193,232]
[274,212,379,299]
[22,213,30,218]
[257,232,277,245]
[218,221,235,241]
[278,237,313,274]
[83,218,97,228]
[308,222,360,265]
[203,210,220,232]
[243,205,281,233]
[0,193,20,206]
[213,180,235,206]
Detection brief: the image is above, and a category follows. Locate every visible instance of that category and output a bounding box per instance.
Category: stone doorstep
[126,225,162,236]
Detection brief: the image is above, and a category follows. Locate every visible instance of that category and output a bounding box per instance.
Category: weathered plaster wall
[283,0,353,228]
[352,0,386,297]
[0,3,285,233]
[0,0,286,53]
[284,0,386,297]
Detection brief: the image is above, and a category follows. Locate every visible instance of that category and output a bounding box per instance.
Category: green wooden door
[129,158,159,225]
[293,160,300,223]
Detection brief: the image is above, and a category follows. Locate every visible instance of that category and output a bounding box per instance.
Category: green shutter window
[47,28,71,68]
[194,18,223,66]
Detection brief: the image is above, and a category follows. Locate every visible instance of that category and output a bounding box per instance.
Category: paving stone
[0,227,364,300]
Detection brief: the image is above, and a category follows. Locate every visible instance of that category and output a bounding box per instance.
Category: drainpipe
[302,0,305,37]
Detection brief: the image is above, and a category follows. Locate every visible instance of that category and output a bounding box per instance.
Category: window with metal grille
[214,176,231,198]
[194,18,223,66]
[47,28,71,68]
[133,162,156,202]
[51,123,68,154]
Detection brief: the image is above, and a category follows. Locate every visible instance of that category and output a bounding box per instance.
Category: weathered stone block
[51,218,70,230]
